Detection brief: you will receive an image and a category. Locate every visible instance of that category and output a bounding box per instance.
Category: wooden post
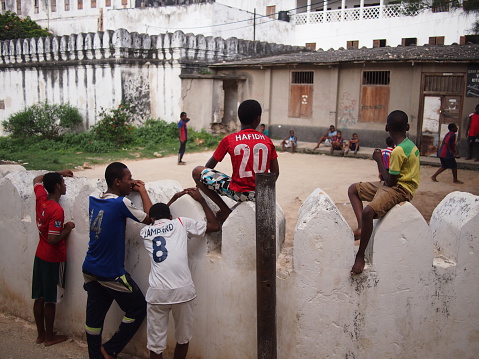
[255,173,277,359]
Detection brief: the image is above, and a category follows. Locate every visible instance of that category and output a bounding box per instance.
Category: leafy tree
[0,11,50,41]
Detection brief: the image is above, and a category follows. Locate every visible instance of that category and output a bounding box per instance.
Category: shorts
[349,142,359,151]
[147,300,194,355]
[467,136,479,144]
[285,141,296,148]
[439,157,457,169]
[324,139,332,147]
[32,256,66,303]
[356,181,413,218]
[200,168,255,202]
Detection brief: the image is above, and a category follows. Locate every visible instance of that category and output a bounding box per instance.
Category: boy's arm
[373,149,398,187]
[132,180,153,224]
[205,156,218,169]
[47,222,75,244]
[269,158,280,180]
[187,188,220,233]
[33,169,73,186]
[466,115,471,137]
[167,189,190,206]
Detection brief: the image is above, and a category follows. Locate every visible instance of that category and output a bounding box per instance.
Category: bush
[2,102,83,139]
[133,119,178,147]
[93,103,135,147]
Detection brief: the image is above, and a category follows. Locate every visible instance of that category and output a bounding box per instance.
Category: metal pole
[255,173,277,359]
[253,8,256,42]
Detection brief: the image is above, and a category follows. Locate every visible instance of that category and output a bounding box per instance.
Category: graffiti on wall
[122,71,151,125]
[338,92,357,129]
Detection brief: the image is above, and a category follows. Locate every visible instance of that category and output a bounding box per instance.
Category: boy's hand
[59,170,74,177]
[132,180,146,192]
[187,187,205,202]
[372,149,382,162]
[64,222,75,231]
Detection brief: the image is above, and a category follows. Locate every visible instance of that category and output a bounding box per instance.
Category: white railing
[294,4,403,24]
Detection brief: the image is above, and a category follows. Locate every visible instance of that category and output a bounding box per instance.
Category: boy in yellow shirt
[348,110,420,275]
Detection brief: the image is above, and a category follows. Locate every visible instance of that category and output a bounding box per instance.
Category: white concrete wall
[0,29,300,134]
[0,168,478,358]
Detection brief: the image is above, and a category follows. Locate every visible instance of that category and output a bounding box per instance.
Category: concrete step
[272,139,479,171]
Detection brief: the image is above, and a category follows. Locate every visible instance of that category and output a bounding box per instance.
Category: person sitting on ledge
[347,110,420,275]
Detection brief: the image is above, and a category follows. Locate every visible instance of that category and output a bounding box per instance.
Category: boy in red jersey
[192,99,280,222]
[466,104,479,161]
[32,170,75,346]
[431,123,463,183]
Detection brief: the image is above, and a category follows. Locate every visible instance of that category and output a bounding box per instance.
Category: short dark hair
[238,100,262,125]
[105,162,127,187]
[448,123,457,131]
[180,112,187,117]
[42,172,63,194]
[386,136,394,147]
[149,203,171,220]
[352,133,358,136]
[387,110,408,132]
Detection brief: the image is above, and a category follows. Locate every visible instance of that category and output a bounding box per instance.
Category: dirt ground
[77,150,479,245]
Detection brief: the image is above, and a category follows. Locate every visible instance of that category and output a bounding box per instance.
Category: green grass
[0,122,223,171]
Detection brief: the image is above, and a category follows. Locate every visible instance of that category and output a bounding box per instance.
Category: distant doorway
[223,80,239,132]
[419,74,464,156]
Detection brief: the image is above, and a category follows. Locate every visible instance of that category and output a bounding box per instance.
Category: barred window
[78,0,83,9]
[16,0,21,14]
[362,71,390,85]
[65,0,70,11]
[291,71,314,84]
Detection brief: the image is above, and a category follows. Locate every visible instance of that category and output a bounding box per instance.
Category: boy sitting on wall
[347,110,420,275]
[192,99,280,222]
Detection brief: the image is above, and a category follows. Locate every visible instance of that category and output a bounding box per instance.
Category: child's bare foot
[431,176,438,182]
[453,180,463,184]
[36,334,45,344]
[101,345,116,359]
[44,334,68,347]
[350,256,365,275]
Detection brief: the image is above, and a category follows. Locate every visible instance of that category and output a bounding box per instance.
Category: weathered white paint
[0,29,300,134]
[0,170,477,358]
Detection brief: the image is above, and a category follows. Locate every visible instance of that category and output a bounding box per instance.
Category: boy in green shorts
[32,170,75,346]
[348,110,420,275]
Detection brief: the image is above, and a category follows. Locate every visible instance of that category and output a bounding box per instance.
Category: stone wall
[0,167,477,358]
[0,29,302,133]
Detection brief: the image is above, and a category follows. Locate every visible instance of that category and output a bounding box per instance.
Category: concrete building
[184,44,479,155]
[1,0,476,49]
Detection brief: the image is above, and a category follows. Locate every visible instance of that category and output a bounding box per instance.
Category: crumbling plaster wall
[0,166,477,358]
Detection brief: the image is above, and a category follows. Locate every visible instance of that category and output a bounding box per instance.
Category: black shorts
[440,157,457,169]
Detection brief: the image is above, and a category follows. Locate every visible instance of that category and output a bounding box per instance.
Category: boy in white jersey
[140,188,220,359]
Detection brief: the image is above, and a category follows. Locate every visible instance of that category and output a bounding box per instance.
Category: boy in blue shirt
[83,162,153,359]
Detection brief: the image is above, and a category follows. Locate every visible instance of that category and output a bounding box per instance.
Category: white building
[1,0,477,49]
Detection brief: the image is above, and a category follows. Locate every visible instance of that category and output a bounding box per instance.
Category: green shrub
[93,103,135,147]
[2,102,83,139]
[133,119,178,146]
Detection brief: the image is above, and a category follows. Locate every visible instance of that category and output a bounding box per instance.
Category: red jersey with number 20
[213,128,278,193]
